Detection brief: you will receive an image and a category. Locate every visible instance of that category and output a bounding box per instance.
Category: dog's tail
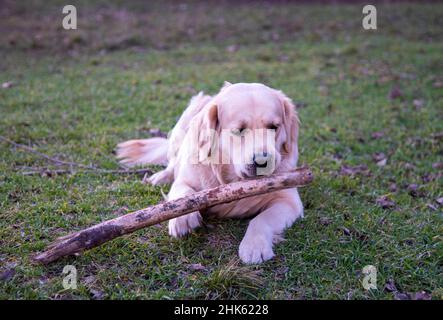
[117,91,211,168]
[116,137,169,167]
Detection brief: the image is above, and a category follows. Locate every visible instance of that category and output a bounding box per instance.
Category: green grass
[0,1,442,300]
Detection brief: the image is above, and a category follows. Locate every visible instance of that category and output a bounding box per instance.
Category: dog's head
[194,82,299,183]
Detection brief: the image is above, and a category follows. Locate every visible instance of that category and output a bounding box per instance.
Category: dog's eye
[231,128,247,136]
[267,124,279,131]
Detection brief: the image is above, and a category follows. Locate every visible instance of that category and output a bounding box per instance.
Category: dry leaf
[432,162,443,170]
[341,227,351,236]
[412,99,425,109]
[372,152,386,162]
[339,164,370,177]
[388,86,403,100]
[377,158,387,167]
[2,81,15,89]
[0,268,16,282]
[411,291,432,300]
[90,288,105,300]
[226,45,239,53]
[403,163,416,171]
[384,279,397,292]
[83,275,96,285]
[406,184,425,198]
[394,292,410,300]
[189,263,206,272]
[376,196,396,209]
[372,152,387,167]
[371,131,385,139]
[148,128,168,138]
[389,183,398,192]
[319,217,332,226]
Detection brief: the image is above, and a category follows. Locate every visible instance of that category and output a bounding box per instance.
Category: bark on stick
[33,167,313,264]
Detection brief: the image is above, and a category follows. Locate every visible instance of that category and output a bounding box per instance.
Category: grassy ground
[0,1,442,299]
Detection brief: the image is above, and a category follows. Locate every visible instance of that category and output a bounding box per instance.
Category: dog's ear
[196,103,218,161]
[221,81,232,90]
[275,90,300,164]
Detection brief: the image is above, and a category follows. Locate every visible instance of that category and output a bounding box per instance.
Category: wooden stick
[0,136,97,169]
[20,168,153,176]
[33,167,313,264]
[1,136,158,177]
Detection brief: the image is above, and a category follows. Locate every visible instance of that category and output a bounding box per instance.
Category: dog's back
[116,92,212,184]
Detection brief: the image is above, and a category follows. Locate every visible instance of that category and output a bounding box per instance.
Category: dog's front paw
[239,234,274,264]
[168,211,202,238]
[145,170,173,186]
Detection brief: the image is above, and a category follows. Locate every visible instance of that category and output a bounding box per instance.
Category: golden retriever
[116,82,303,264]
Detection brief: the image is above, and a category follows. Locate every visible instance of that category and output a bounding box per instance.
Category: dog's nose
[253,152,270,168]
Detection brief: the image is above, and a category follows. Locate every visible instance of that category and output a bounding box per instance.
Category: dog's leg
[167,180,202,237]
[239,188,303,264]
[145,165,174,185]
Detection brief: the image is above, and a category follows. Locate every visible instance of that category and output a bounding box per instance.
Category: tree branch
[0,135,96,169]
[1,136,155,176]
[32,167,313,264]
[20,168,153,176]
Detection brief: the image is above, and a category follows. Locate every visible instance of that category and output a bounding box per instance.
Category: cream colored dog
[117,82,303,264]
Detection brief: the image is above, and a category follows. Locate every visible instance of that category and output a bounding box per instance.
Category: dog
[116,82,303,264]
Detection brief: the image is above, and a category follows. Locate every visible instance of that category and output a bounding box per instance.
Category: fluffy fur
[116,82,303,264]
